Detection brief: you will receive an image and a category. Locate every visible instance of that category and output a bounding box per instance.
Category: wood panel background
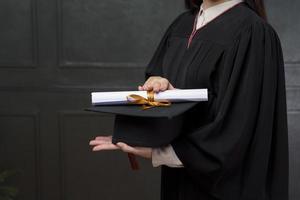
[0,0,299,199]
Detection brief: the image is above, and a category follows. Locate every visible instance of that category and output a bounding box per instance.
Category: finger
[95,136,111,140]
[138,85,147,91]
[95,136,112,141]
[144,76,165,91]
[168,83,175,90]
[116,142,137,154]
[152,82,161,93]
[92,143,120,151]
[143,77,157,91]
[142,78,153,90]
[159,80,169,91]
[143,82,153,91]
[89,140,110,146]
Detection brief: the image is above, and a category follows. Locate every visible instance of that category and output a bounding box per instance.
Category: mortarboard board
[86,102,199,147]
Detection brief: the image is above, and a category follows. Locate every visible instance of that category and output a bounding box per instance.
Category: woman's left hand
[89,136,152,159]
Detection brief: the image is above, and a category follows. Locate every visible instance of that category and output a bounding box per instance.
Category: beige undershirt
[151,0,244,168]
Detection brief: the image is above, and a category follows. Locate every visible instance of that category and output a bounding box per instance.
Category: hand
[89,136,153,159]
[138,76,175,92]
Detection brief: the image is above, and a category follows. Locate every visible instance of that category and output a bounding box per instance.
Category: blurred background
[0,0,298,200]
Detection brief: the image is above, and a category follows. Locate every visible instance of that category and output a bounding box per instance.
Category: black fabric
[112,114,184,147]
[86,102,198,118]
[145,2,288,200]
[86,102,200,147]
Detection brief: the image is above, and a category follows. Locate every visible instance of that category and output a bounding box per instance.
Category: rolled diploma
[91,89,208,105]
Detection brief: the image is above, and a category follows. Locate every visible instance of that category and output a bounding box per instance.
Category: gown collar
[197,0,244,29]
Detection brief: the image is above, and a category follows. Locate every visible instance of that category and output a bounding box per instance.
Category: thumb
[117,142,135,154]
[168,83,176,90]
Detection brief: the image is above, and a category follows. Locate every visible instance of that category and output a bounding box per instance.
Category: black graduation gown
[144,3,289,200]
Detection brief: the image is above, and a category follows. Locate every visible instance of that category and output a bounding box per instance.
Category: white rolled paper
[91,89,208,105]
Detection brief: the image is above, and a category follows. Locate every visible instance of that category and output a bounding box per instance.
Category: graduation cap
[86,101,199,147]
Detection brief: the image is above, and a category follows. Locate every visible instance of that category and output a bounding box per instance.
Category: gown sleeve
[152,145,184,168]
[144,12,187,80]
[170,21,288,196]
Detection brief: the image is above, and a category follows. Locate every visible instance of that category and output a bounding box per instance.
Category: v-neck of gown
[187,1,245,49]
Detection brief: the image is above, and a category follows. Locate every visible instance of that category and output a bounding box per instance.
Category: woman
[89,0,289,199]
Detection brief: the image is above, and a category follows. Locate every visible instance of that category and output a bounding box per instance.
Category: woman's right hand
[138,76,175,92]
